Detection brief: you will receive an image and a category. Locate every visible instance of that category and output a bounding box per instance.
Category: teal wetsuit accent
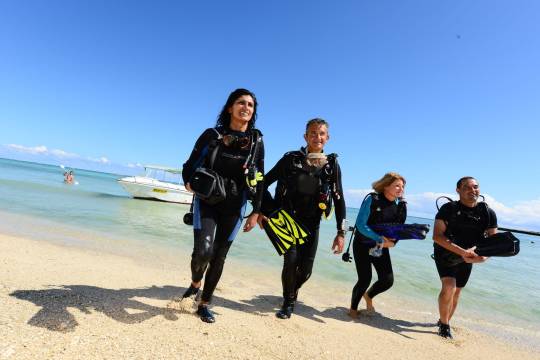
[354,195,383,244]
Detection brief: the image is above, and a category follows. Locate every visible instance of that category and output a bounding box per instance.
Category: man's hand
[243,213,259,232]
[332,234,345,254]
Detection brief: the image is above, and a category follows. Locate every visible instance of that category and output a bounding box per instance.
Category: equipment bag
[190,130,227,205]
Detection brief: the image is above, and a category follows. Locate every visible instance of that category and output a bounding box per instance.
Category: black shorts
[435,260,473,288]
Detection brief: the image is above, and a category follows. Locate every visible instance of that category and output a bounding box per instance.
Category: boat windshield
[144,168,183,184]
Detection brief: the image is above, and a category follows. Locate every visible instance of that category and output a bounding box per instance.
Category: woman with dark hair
[178,88,264,323]
[348,172,406,318]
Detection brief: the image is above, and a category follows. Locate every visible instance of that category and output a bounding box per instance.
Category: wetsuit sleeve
[487,208,498,229]
[332,160,346,231]
[354,195,383,243]
[251,138,265,213]
[182,128,218,184]
[260,155,289,214]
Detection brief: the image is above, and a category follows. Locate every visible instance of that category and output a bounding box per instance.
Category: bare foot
[347,309,358,319]
[363,294,375,312]
[359,308,377,317]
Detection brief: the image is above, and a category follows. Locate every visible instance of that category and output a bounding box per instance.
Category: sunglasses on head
[222,134,251,149]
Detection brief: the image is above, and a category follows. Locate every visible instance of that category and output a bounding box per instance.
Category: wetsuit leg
[294,226,320,292]
[200,211,242,303]
[281,223,319,303]
[281,245,298,303]
[191,201,217,283]
[366,247,394,299]
[350,237,372,311]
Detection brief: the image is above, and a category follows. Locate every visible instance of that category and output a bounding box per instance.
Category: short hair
[305,118,329,133]
[456,176,477,189]
[372,172,406,194]
[216,88,258,130]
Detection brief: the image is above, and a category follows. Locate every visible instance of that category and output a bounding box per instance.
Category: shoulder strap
[207,128,223,170]
[243,129,262,169]
[479,201,491,228]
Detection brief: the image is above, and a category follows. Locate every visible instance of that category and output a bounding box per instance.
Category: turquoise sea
[1,157,539,341]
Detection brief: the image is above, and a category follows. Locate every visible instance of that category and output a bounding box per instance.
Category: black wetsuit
[350,193,406,311]
[263,147,346,304]
[182,127,264,303]
[434,201,497,288]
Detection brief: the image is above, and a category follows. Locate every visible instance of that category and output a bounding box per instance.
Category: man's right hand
[257,215,268,229]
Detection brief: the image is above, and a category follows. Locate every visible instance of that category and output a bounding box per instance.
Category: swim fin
[263,209,310,255]
[475,232,520,257]
[370,223,430,240]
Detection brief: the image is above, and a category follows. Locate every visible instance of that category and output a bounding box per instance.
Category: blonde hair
[372,172,406,194]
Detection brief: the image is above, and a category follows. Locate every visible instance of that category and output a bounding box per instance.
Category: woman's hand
[381,236,396,248]
[332,234,345,254]
[185,183,193,193]
[243,213,259,232]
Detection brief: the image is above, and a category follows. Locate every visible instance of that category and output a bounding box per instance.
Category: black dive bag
[190,168,226,205]
[475,232,520,257]
[189,135,226,205]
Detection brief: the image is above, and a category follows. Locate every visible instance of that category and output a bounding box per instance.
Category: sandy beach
[1,233,538,360]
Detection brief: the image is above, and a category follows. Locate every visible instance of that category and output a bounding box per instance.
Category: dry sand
[1,233,538,360]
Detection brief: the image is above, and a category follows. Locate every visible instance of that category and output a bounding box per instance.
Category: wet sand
[1,233,538,360]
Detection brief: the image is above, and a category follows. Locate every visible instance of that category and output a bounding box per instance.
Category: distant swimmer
[432,177,497,339]
[64,170,75,184]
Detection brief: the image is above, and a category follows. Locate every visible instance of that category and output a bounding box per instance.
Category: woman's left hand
[243,213,259,232]
[382,236,396,248]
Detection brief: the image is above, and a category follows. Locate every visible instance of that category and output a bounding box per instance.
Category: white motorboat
[117,165,193,204]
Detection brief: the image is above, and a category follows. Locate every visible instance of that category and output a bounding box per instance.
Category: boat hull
[118,177,192,204]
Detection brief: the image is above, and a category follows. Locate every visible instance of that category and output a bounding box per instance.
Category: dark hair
[216,88,258,130]
[305,118,329,133]
[456,176,477,189]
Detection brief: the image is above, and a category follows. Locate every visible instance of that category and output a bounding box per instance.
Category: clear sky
[1,1,539,227]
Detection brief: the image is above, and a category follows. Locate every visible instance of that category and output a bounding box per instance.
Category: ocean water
[1,157,539,337]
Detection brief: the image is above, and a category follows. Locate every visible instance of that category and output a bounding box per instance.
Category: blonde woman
[348,173,406,317]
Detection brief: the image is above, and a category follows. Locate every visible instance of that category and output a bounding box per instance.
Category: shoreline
[1,232,539,359]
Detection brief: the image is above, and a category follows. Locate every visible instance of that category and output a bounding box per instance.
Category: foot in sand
[347,309,359,319]
[167,283,201,311]
[363,293,375,312]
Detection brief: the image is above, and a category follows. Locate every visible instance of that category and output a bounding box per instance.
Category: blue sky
[1,1,539,227]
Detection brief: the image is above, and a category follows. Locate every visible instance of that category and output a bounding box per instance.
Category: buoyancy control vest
[366,192,407,226]
[440,200,491,248]
[433,198,493,266]
[275,149,338,219]
[354,192,407,245]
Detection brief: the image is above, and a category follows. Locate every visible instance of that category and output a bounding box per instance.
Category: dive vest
[440,201,491,248]
[203,127,263,200]
[356,192,407,245]
[433,200,492,266]
[275,149,338,219]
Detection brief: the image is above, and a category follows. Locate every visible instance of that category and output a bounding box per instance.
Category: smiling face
[457,178,480,205]
[228,95,255,131]
[383,179,405,201]
[304,123,329,153]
